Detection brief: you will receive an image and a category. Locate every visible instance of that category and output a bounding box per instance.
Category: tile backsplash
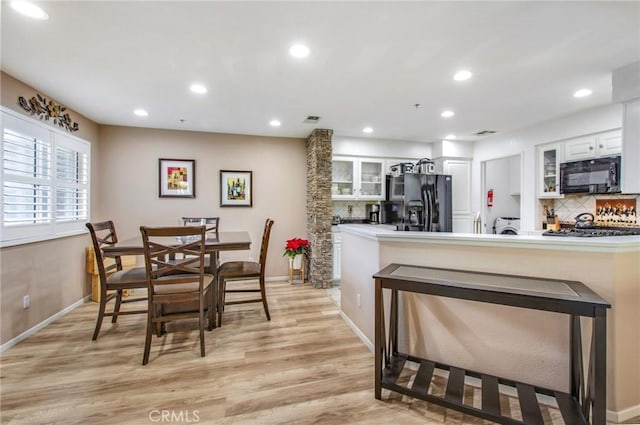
[541,194,640,226]
[333,201,373,219]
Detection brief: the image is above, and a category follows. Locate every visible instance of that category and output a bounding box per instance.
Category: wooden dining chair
[140,225,215,365]
[216,218,274,326]
[180,217,220,236]
[180,217,220,270]
[86,221,148,341]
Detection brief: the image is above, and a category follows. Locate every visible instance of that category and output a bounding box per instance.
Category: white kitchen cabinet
[564,130,622,162]
[442,159,472,233]
[332,158,355,198]
[564,135,596,161]
[537,142,563,198]
[332,156,384,200]
[596,130,622,157]
[452,216,472,234]
[332,230,341,281]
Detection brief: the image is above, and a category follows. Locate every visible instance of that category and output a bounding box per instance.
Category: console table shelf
[373,264,610,425]
[383,353,585,425]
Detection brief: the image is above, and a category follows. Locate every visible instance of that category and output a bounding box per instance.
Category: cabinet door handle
[599,144,604,148]
[589,146,594,150]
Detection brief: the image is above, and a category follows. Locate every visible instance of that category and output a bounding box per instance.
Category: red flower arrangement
[283,237,310,259]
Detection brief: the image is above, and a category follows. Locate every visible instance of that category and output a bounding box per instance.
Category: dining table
[102,230,252,328]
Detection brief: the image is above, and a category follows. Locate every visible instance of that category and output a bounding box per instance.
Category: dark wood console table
[373,264,610,425]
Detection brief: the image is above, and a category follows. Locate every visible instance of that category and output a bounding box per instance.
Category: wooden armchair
[140,225,215,365]
[86,221,148,341]
[216,218,274,326]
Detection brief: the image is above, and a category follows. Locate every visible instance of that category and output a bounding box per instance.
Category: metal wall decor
[18,94,79,132]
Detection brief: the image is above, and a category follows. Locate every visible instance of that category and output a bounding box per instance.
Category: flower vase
[288,254,305,284]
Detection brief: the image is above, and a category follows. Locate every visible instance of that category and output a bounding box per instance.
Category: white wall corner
[612,61,640,103]
[431,139,473,160]
[339,310,373,352]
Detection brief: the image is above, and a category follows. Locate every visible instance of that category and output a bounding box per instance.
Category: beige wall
[1,72,101,345]
[96,125,307,277]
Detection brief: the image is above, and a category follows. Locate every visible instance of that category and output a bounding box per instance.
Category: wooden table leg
[591,307,607,425]
[209,251,218,329]
[389,289,398,357]
[570,315,584,404]
[375,278,382,400]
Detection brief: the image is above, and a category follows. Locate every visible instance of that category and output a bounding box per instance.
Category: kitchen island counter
[337,224,640,422]
[338,223,640,253]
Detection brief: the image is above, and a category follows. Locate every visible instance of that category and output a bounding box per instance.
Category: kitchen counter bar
[337,224,640,421]
[338,223,640,253]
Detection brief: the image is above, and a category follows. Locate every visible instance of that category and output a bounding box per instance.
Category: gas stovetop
[543,227,640,237]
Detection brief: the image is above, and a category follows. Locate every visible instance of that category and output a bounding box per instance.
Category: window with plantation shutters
[3,126,52,226]
[55,140,89,223]
[1,108,90,246]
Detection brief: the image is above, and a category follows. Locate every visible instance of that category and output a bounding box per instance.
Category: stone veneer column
[306,129,333,289]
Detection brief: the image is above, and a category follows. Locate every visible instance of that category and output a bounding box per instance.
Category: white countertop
[338,223,640,253]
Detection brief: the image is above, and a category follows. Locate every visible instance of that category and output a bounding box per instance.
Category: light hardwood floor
[1,281,637,425]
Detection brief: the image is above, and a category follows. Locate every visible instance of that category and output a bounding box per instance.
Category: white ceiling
[1,1,639,143]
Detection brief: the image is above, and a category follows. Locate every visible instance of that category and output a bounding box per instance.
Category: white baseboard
[268,276,289,282]
[608,404,640,423]
[0,296,90,354]
[338,310,373,352]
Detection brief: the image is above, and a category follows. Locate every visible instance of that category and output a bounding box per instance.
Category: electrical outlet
[23,295,30,309]
[356,293,361,308]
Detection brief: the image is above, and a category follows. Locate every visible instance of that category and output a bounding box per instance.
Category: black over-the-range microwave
[559,155,621,194]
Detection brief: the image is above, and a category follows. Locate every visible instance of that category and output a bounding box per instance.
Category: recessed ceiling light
[289,44,310,58]
[190,83,207,94]
[362,127,374,134]
[445,134,457,140]
[133,109,148,117]
[453,70,472,81]
[573,88,592,98]
[269,119,281,127]
[441,110,455,118]
[10,1,49,20]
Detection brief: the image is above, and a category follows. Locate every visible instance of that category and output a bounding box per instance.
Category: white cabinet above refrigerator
[331,157,385,200]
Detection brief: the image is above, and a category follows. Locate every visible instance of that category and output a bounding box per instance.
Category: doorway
[481,154,522,234]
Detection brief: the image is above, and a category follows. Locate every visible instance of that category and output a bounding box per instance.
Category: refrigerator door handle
[424,187,433,232]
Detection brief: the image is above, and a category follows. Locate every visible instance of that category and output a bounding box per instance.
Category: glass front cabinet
[332,157,384,200]
[331,158,355,198]
[537,142,563,198]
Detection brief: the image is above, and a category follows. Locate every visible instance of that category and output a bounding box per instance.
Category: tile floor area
[324,282,340,307]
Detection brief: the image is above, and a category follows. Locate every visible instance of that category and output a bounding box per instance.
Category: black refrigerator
[382,173,452,232]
